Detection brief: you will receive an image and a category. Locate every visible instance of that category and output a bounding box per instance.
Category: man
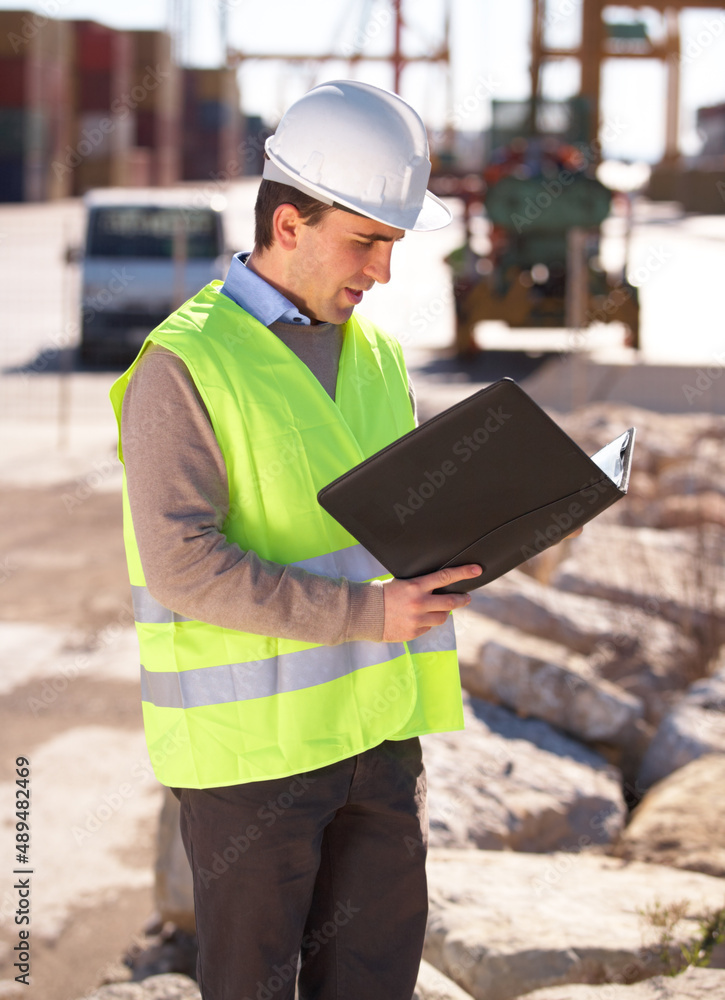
[110,80,481,1000]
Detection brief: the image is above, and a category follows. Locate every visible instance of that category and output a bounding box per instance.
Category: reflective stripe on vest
[110,284,463,788]
[138,615,456,708]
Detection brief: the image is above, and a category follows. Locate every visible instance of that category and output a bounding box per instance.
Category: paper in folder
[317,378,635,594]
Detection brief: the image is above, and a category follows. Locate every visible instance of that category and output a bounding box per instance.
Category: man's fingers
[420,564,483,593]
[381,565,483,642]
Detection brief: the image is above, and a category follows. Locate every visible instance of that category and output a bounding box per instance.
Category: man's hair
[254,178,335,251]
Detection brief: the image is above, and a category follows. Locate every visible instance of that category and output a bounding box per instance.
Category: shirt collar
[220,251,311,327]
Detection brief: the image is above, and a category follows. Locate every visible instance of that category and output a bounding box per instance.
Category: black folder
[318,378,635,593]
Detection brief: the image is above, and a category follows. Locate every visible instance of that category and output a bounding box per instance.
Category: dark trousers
[175,738,428,1000]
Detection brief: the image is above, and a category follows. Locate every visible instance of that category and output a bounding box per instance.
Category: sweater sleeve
[121,344,385,645]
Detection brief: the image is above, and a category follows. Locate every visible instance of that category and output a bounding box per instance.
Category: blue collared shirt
[220,251,311,326]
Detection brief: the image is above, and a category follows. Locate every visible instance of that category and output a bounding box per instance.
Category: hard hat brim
[262,155,452,233]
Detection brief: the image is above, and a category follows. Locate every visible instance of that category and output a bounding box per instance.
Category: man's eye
[355,240,373,248]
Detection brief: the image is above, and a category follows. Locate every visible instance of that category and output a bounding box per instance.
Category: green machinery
[446,100,640,356]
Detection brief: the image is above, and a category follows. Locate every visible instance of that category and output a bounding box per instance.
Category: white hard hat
[262,79,451,232]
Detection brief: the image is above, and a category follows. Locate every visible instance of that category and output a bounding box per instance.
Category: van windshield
[87,206,222,259]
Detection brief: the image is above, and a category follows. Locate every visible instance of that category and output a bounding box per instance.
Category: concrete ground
[0,178,724,1000]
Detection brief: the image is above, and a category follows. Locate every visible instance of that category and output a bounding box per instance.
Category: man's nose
[363,244,393,285]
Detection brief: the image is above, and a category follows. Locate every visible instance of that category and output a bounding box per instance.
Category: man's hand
[382,564,482,642]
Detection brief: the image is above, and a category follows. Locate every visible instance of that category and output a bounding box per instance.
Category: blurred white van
[74,188,229,366]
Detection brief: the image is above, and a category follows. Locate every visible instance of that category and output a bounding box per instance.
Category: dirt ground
[0,483,159,1000]
[0,485,129,632]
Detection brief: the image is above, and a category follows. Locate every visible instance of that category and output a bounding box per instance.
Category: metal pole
[57,214,73,452]
[393,0,403,93]
[663,7,681,165]
[173,213,188,310]
[566,226,589,409]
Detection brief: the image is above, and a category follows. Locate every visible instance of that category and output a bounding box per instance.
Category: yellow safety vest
[110,281,462,788]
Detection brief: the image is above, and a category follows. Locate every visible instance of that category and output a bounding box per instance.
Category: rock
[99,963,134,986]
[519,965,725,998]
[124,925,198,983]
[551,523,725,647]
[658,453,725,498]
[424,849,725,1000]
[0,980,28,999]
[616,754,725,876]
[550,405,725,535]
[637,667,725,788]
[645,492,725,530]
[468,569,649,656]
[422,695,626,851]
[414,959,476,999]
[154,787,195,934]
[84,962,476,1000]
[553,405,725,483]
[84,973,200,999]
[465,569,636,658]
[457,616,646,749]
[463,571,700,723]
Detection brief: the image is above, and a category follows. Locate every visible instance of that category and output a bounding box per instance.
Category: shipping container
[0,11,36,59]
[129,30,178,115]
[0,156,24,201]
[76,69,113,112]
[73,155,115,195]
[0,57,26,106]
[75,21,114,71]
[75,112,116,160]
[119,146,152,187]
[0,13,74,200]
[0,108,26,157]
[181,67,241,182]
[135,107,156,148]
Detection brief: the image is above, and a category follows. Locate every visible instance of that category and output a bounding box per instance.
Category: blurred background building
[1,0,724,204]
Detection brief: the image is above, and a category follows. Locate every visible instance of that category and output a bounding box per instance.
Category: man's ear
[272,204,303,251]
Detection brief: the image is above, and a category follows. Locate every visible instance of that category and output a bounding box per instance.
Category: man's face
[288,209,405,325]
